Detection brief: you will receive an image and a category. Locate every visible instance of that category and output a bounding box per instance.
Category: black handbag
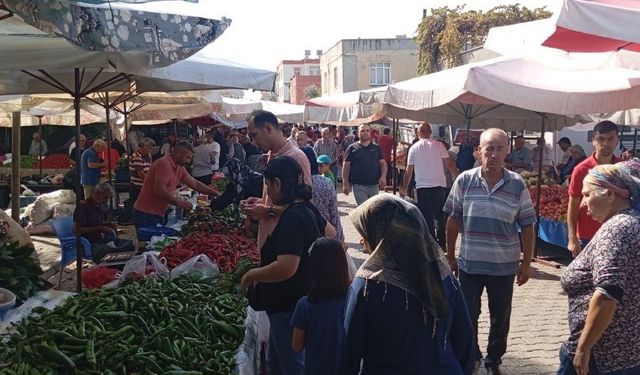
[246,283,269,311]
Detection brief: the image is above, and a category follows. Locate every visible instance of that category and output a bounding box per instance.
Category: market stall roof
[382,58,582,131]
[464,57,640,116]
[304,87,386,125]
[542,0,640,53]
[4,0,230,67]
[0,8,274,95]
[261,101,304,123]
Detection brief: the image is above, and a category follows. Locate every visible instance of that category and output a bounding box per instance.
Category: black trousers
[416,187,447,248]
[459,270,515,366]
[129,184,141,204]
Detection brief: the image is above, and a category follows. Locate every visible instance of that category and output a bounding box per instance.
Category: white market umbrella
[543,0,640,52]
[382,57,582,132]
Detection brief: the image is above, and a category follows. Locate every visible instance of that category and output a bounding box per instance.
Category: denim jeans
[459,270,515,367]
[267,311,304,375]
[132,208,165,239]
[352,184,379,206]
[557,348,640,375]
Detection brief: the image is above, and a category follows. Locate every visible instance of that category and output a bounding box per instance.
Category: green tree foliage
[305,85,320,99]
[415,4,552,74]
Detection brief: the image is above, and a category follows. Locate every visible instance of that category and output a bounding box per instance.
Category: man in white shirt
[400,122,458,248]
[204,132,221,171]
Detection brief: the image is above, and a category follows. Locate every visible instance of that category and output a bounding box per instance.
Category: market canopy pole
[533,113,546,259]
[36,114,43,177]
[10,111,19,222]
[392,118,398,194]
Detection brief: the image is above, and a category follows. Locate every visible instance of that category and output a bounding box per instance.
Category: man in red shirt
[377,127,395,186]
[567,121,620,257]
[133,141,219,235]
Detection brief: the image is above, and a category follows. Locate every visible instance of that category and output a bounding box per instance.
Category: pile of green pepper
[0,274,247,374]
[0,242,51,303]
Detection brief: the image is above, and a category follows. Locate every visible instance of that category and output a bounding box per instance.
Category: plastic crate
[137,226,178,241]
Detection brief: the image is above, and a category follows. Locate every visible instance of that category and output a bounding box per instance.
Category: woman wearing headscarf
[343,193,475,375]
[558,159,640,375]
[559,145,586,184]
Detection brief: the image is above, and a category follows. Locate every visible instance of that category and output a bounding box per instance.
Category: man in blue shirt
[80,139,107,199]
[444,128,536,374]
[505,135,532,172]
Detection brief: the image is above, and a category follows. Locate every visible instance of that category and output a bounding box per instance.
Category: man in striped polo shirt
[128,139,153,204]
[444,128,536,375]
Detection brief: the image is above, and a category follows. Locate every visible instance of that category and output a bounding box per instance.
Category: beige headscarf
[350,193,448,322]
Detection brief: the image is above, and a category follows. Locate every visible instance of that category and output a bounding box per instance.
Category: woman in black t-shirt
[241,155,333,375]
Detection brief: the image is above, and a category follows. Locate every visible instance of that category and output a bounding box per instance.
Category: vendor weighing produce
[133,141,220,235]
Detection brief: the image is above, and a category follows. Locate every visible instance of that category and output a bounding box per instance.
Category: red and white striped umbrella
[543,0,640,52]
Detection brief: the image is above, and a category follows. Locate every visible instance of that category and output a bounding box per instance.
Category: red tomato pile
[529,185,568,222]
[33,154,72,169]
[160,232,259,272]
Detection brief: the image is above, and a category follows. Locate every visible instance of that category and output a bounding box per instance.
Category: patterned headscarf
[349,193,448,322]
[587,158,640,209]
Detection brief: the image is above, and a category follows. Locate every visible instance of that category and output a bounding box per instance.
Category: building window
[293,67,301,76]
[333,67,338,88]
[369,62,390,86]
[309,66,320,76]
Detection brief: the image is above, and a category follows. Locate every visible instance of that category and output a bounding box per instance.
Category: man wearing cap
[556,137,573,171]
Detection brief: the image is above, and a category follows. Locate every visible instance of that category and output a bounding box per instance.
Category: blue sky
[116,0,561,71]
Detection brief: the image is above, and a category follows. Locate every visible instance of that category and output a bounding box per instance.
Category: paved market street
[30,190,569,374]
[338,191,568,375]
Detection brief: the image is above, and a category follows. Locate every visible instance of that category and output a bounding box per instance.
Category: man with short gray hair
[444,128,536,374]
[80,139,107,199]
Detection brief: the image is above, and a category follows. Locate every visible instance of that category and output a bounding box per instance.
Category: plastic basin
[0,287,16,320]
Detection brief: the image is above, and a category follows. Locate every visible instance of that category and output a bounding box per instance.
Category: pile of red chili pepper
[159,232,259,272]
[33,154,72,169]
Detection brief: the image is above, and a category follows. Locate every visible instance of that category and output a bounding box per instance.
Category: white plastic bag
[169,254,220,278]
[103,251,170,288]
[31,189,76,224]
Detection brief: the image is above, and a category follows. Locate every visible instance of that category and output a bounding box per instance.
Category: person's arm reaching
[517,224,535,286]
[446,217,460,274]
[444,157,459,179]
[240,255,300,291]
[182,174,220,197]
[399,165,414,197]
[378,158,387,190]
[154,175,192,210]
[567,196,582,257]
[342,161,352,195]
[573,291,617,375]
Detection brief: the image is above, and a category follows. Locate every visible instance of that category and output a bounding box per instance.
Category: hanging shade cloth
[464,58,640,116]
[261,101,304,123]
[543,0,640,53]
[4,0,230,67]
[382,57,583,131]
[304,87,386,125]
